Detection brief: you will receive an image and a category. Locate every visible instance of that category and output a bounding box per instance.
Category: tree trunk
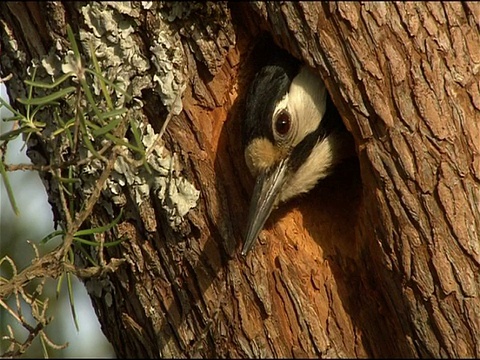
[1,1,479,358]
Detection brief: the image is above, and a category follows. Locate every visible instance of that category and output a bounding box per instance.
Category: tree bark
[1,1,479,358]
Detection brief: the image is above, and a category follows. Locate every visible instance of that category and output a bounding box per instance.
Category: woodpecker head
[241,54,348,255]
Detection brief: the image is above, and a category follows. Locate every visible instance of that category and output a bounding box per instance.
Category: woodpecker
[241,51,351,255]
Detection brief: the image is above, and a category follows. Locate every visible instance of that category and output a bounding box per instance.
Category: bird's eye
[275,110,291,136]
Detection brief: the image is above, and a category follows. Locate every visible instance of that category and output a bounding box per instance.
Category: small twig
[1,321,47,358]
[0,73,13,83]
[3,142,112,173]
[0,298,23,325]
[0,251,125,299]
[144,92,181,160]
[58,149,119,258]
[55,167,73,230]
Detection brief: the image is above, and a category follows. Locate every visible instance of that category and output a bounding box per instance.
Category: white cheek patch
[287,67,327,146]
[245,138,285,176]
[278,134,337,204]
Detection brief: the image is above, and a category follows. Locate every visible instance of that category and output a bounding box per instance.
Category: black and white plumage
[241,52,349,255]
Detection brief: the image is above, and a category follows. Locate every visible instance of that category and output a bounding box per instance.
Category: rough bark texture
[1,1,479,358]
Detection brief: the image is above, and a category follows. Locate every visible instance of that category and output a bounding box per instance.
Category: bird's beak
[242,159,289,255]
